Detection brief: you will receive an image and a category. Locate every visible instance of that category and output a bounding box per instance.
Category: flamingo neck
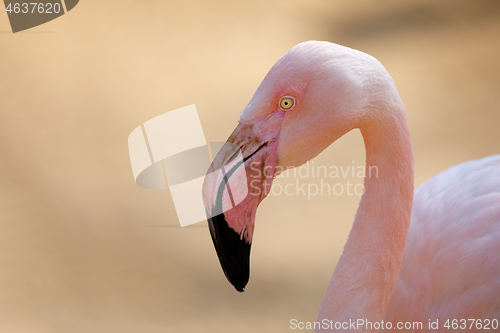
[316,99,414,328]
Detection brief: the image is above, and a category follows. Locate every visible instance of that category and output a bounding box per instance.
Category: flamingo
[202,41,500,331]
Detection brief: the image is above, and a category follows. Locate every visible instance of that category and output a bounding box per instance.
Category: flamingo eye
[279,96,295,110]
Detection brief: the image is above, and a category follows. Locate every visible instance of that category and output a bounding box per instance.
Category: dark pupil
[284,101,288,105]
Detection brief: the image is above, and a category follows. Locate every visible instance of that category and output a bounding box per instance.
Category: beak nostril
[243,143,267,163]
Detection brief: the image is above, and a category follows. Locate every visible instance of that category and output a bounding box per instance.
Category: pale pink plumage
[385,155,500,327]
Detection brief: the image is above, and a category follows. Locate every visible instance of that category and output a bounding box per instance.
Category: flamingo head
[202,41,390,292]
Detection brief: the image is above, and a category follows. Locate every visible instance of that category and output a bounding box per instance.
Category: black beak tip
[208,212,251,292]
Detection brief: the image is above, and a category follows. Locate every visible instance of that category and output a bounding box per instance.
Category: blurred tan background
[1,0,499,332]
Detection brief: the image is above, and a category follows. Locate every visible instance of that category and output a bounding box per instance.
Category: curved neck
[316,99,414,330]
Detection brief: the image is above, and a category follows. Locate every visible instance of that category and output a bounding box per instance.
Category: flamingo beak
[202,111,284,292]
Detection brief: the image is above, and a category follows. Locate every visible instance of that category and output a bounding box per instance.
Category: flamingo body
[386,155,500,325]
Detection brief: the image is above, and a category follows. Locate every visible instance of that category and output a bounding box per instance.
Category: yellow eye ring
[279,96,295,110]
